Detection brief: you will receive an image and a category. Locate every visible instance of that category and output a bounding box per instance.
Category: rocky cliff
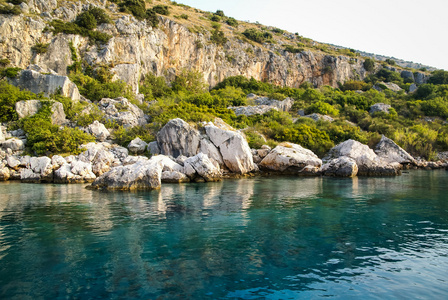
[0,0,370,92]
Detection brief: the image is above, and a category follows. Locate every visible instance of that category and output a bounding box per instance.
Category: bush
[0,81,38,122]
[215,10,225,17]
[226,17,238,27]
[363,58,375,72]
[210,28,227,45]
[140,73,173,99]
[119,0,146,20]
[152,5,170,16]
[75,11,97,30]
[145,9,159,27]
[242,28,273,44]
[0,4,22,15]
[428,70,448,85]
[0,67,21,79]
[305,101,339,116]
[171,69,208,94]
[112,124,154,146]
[31,43,50,54]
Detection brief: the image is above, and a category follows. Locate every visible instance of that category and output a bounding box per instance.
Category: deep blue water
[0,170,447,299]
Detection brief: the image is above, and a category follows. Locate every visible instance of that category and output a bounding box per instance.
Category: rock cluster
[1,117,446,189]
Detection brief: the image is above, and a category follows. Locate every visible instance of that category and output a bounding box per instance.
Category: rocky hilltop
[0,0,374,90]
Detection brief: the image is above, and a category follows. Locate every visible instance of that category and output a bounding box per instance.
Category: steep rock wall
[0,1,368,92]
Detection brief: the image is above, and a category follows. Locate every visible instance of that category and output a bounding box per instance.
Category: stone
[98,98,147,128]
[15,100,66,125]
[408,83,418,93]
[0,167,10,181]
[54,160,96,183]
[1,138,25,152]
[161,171,190,183]
[151,155,184,173]
[9,70,80,101]
[321,157,358,177]
[375,135,416,165]
[369,103,392,115]
[20,168,41,183]
[323,139,400,176]
[6,155,21,170]
[87,121,110,142]
[157,118,201,158]
[401,70,415,81]
[414,72,428,85]
[112,63,140,94]
[303,113,334,122]
[254,97,294,111]
[205,122,255,174]
[89,157,163,190]
[128,137,147,154]
[229,105,276,117]
[259,142,322,172]
[199,138,224,169]
[148,141,160,156]
[184,153,222,182]
[0,124,5,142]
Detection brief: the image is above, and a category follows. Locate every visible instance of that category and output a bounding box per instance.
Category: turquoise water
[0,170,447,299]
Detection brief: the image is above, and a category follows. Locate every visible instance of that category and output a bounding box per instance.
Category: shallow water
[0,170,447,299]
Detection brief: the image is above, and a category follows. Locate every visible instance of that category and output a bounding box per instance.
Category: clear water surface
[0,170,447,299]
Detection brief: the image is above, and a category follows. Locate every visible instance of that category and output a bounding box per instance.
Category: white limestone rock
[323,139,400,176]
[259,143,322,172]
[89,157,163,190]
[204,121,255,174]
[15,100,66,125]
[321,157,358,177]
[161,171,190,183]
[184,153,222,182]
[98,97,147,128]
[375,135,417,165]
[1,138,25,152]
[87,121,110,142]
[128,137,147,154]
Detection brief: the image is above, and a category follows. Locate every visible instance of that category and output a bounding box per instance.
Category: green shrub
[210,28,227,45]
[363,58,375,72]
[31,43,50,54]
[0,4,22,15]
[145,9,159,27]
[140,73,173,99]
[75,11,97,30]
[305,101,339,116]
[210,15,221,22]
[171,69,208,94]
[284,45,301,53]
[112,124,154,146]
[242,28,273,44]
[428,70,448,85]
[0,67,21,79]
[215,10,225,17]
[152,4,170,16]
[226,17,238,27]
[0,81,38,122]
[119,0,147,20]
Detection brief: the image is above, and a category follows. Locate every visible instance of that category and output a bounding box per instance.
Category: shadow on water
[0,170,447,299]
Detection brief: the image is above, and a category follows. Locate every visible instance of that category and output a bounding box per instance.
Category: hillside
[0,0,448,168]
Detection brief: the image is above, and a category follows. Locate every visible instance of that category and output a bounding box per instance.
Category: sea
[0,170,447,299]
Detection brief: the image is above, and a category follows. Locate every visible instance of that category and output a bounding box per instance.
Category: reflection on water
[0,171,447,299]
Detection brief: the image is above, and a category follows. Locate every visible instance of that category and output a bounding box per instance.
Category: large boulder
[127,137,147,154]
[184,153,222,182]
[86,121,110,142]
[254,97,294,112]
[228,105,275,117]
[321,157,358,177]
[259,142,322,173]
[204,121,255,174]
[9,70,80,101]
[1,138,25,153]
[375,135,416,165]
[54,160,96,184]
[98,97,147,128]
[157,118,201,158]
[77,142,124,176]
[323,139,400,176]
[15,100,66,125]
[89,157,163,190]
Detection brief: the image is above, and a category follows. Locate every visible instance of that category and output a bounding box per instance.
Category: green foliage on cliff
[242,28,273,44]
[0,81,40,122]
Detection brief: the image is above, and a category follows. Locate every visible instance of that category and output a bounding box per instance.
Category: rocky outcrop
[1,138,25,154]
[9,70,80,101]
[229,96,294,116]
[89,157,163,190]
[98,97,147,128]
[253,97,294,112]
[229,105,275,117]
[204,121,255,174]
[157,118,201,158]
[259,142,322,174]
[373,82,402,92]
[15,100,67,125]
[321,157,358,177]
[375,135,416,165]
[0,7,368,93]
[323,139,400,176]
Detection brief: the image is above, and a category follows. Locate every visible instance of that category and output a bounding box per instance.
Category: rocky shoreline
[1,117,447,191]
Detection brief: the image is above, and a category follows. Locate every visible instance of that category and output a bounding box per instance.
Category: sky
[176,0,448,70]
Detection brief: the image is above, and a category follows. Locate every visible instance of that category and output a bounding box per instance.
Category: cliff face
[0,1,368,92]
